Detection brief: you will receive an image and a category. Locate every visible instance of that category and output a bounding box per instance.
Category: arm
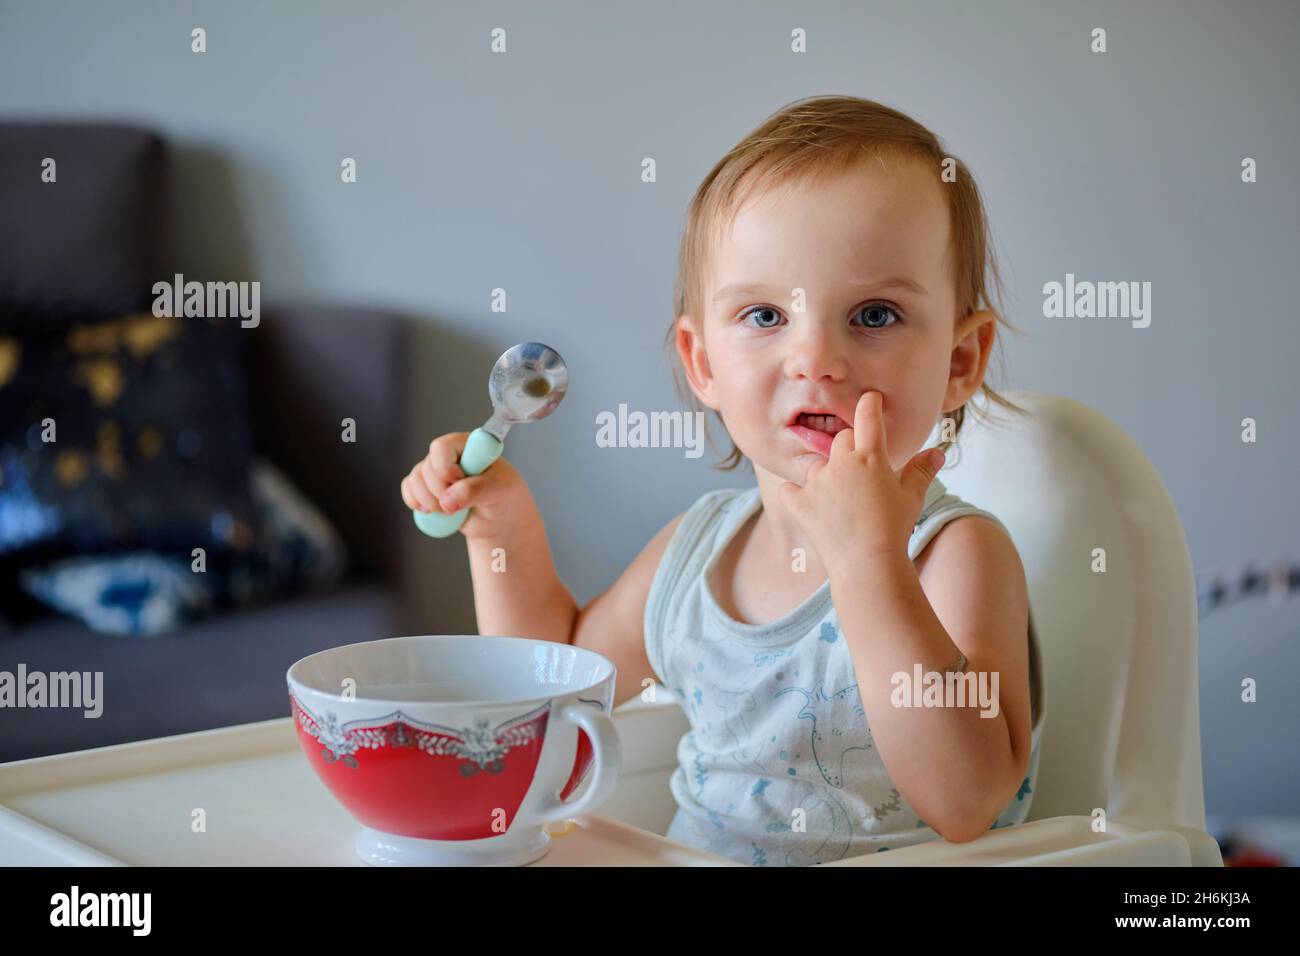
[828,515,1033,843]
[469,509,686,712]
[571,512,686,709]
[467,512,576,647]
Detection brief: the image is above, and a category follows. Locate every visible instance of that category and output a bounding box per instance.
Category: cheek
[713,353,771,407]
[879,387,939,457]
[713,375,779,447]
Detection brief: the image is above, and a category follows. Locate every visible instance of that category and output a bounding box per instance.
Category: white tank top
[643,476,1046,866]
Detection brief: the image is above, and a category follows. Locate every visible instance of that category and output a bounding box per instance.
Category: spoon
[413,342,568,538]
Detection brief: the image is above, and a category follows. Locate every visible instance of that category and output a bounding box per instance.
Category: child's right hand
[401,432,539,541]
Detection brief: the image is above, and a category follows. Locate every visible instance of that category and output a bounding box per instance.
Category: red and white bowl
[286,635,622,866]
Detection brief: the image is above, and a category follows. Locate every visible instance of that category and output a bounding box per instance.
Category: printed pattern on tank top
[643,477,1046,866]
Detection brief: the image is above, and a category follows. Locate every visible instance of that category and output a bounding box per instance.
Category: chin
[791,451,825,480]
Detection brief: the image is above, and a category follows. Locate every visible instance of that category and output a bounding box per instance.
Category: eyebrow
[711,277,930,303]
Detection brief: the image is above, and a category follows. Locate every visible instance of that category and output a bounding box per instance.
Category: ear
[674,314,720,412]
[942,309,996,413]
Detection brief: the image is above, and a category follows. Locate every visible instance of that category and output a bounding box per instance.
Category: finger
[440,474,488,511]
[830,424,854,459]
[401,477,420,512]
[405,472,440,512]
[902,446,945,498]
[429,435,468,483]
[421,458,450,499]
[853,390,887,457]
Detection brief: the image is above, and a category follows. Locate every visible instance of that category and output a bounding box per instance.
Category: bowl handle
[521,703,622,827]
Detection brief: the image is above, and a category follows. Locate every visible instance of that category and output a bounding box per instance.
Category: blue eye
[739,303,902,330]
[854,304,901,329]
[740,306,784,329]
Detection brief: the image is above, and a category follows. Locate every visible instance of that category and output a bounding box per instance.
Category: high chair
[595,390,1224,866]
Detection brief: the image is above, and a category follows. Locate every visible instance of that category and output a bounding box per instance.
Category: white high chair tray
[0,716,739,866]
[0,705,1214,866]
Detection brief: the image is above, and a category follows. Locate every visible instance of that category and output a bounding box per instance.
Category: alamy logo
[50,886,150,936]
[890,664,1000,718]
[0,665,102,718]
[595,404,706,459]
[1042,273,1151,328]
[152,272,260,327]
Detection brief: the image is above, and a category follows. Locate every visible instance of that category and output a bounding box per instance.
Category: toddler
[401,95,1045,867]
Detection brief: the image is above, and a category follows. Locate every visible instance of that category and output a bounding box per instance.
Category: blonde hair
[667,94,1029,471]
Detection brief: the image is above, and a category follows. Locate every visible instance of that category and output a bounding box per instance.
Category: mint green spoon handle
[412,428,504,537]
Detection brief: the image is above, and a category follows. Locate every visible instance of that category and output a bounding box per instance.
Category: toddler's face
[678,157,992,487]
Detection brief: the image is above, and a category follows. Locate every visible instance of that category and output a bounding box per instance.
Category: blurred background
[0,0,1296,864]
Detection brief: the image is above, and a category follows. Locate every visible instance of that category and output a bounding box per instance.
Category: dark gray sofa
[0,122,421,762]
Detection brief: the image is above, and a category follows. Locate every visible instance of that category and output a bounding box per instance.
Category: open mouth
[790,412,849,434]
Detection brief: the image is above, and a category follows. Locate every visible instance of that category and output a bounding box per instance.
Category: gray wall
[3,0,1296,821]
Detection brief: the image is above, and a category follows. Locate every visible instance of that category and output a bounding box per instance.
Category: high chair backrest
[935,390,1207,833]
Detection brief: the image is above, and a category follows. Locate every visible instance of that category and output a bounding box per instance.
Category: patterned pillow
[20,551,209,635]
[18,458,348,636]
[0,309,260,554]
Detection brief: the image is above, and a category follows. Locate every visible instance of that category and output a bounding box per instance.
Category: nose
[783,319,849,382]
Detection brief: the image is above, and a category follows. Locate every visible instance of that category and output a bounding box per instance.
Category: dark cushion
[15,457,350,635]
[0,123,166,329]
[0,310,260,617]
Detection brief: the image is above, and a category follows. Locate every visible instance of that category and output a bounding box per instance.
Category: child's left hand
[778,390,946,570]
